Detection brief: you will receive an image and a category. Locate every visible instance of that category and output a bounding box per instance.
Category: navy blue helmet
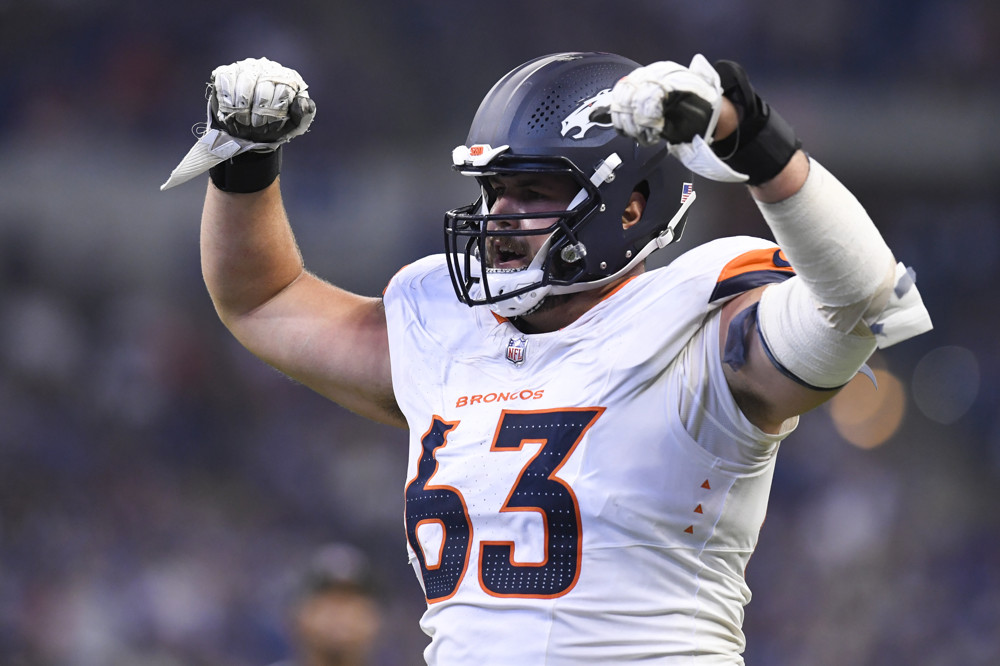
[444,52,695,317]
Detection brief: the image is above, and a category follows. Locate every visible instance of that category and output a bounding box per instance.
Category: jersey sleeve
[709,246,796,303]
[672,307,796,465]
[653,238,800,464]
[382,255,452,328]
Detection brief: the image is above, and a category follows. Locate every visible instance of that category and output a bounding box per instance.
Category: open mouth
[488,239,530,270]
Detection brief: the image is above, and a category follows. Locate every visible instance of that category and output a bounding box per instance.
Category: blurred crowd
[1,1,998,664]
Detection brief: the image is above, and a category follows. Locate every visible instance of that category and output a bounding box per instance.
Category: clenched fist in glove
[161,57,316,191]
[604,54,799,185]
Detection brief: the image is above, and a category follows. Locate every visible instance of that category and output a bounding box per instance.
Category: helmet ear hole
[633,180,650,201]
[622,183,649,230]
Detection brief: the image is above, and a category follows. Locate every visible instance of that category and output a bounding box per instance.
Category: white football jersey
[383,236,799,665]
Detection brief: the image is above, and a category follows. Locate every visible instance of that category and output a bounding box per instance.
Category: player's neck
[512,265,646,334]
[511,292,596,334]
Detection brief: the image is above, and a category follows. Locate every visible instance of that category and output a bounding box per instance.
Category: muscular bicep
[224,272,405,428]
[718,287,840,434]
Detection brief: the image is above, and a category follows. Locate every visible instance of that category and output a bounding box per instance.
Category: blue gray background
[1,1,998,664]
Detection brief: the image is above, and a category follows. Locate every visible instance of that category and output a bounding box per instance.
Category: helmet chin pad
[467,236,553,317]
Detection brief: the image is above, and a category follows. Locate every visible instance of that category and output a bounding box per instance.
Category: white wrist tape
[755,157,932,388]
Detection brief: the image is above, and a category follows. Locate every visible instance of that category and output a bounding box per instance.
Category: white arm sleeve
[755,158,932,389]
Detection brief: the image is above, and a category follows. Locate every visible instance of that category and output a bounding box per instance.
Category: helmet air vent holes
[527,88,564,135]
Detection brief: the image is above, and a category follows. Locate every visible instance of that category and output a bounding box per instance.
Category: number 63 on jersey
[404,408,604,602]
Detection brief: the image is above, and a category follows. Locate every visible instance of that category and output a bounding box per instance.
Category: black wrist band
[722,105,801,186]
[711,60,801,186]
[209,147,282,193]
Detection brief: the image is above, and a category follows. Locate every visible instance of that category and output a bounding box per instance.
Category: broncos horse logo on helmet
[444,52,696,318]
[560,88,614,140]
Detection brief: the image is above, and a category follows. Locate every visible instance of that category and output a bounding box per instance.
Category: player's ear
[622,189,647,230]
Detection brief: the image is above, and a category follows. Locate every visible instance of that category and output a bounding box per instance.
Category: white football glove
[607,54,748,183]
[160,57,316,191]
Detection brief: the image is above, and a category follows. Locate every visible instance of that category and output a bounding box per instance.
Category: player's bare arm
[164,58,403,428]
[201,182,402,427]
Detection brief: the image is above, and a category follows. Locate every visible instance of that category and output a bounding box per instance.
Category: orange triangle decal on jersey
[701,480,711,490]
[684,525,694,534]
[694,504,703,514]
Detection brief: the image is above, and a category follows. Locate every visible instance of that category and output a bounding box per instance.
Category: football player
[164,53,931,664]
[270,543,382,666]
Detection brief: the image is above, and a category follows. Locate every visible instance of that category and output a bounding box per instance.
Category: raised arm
[709,60,931,432]
[608,56,932,433]
[165,58,403,428]
[201,181,402,427]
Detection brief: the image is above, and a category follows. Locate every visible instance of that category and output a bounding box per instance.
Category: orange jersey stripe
[711,248,795,302]
[716,248,793,284]
[600,275,639,303]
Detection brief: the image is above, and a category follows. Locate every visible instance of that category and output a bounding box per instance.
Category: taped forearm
[756,157,895,333]
[754,157,932,389]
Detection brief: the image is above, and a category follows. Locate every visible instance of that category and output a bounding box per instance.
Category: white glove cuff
[160,126,277,191]
[669,136,749,183]
[869,263,934,348]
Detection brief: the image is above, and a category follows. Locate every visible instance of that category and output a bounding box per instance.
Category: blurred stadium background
[1,1,998,664]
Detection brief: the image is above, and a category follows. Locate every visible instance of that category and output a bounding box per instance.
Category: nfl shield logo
[506,336,528,365]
